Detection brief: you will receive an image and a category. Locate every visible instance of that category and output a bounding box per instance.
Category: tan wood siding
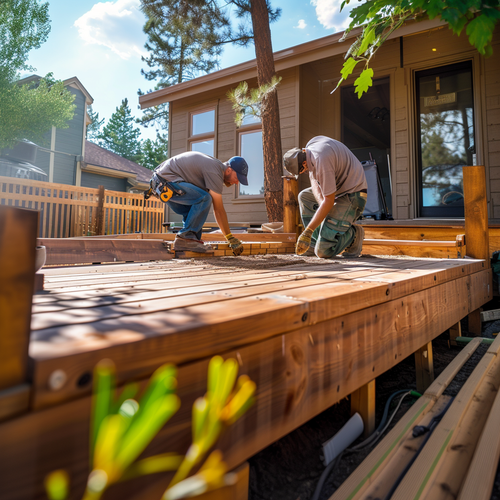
[300,65,321,144]
[485,35,500,218]
[167,68,298,225]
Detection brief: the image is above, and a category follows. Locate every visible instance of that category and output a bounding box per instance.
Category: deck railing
[0,176,165,237]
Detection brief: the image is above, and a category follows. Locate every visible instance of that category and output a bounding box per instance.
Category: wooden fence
[0,176,165,237]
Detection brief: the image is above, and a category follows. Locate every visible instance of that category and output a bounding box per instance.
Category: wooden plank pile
[331,335,500,500]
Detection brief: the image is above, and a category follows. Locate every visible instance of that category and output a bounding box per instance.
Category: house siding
[164,26,500,224]
[485,37,500,218]
[168,68,298,224]
[52,87,85,185]
[81,171,128,191]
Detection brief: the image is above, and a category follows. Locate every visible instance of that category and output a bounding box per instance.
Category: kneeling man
[283,135,367,258]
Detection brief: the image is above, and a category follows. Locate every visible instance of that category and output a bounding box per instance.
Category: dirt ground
[183,254,500,500]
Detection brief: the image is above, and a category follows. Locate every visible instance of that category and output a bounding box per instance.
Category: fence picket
[0,176,165,237]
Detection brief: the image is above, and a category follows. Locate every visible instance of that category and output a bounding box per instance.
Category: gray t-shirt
[156,151,225,194]
[305,136,367,197]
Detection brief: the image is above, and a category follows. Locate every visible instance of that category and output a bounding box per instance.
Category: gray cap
[283,147,302,178]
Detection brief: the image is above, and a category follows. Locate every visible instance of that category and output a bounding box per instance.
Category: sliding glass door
[416,62,475,217]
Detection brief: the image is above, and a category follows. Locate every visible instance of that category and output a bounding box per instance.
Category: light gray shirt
[156,151,225,194]
[305,136,367,197]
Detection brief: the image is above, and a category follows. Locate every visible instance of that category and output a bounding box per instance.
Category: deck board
[0,255,492,500]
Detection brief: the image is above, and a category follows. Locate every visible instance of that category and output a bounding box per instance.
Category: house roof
[83,140,153,186]
[139,18,445,109]
[17,75,94,105]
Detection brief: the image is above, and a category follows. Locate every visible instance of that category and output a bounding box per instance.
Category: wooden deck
[0,254,492,499]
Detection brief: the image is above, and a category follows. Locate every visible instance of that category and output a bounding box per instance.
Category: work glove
[225,233,244,256]
[296,227,313,255]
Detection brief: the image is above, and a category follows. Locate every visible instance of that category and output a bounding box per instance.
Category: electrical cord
[311,389,420,500]
[382,395,455,500]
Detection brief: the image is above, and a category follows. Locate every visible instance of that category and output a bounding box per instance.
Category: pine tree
[86,105,105,144]
[141,133,168,170]
[98,99,143,163]
[139,0,284,221]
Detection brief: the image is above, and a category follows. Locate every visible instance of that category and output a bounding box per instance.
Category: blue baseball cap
[228,156,249,185]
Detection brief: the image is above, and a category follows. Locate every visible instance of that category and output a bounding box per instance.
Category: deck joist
[0,255,492,500]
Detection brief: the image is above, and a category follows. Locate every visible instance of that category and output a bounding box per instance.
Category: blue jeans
[167,182,212,241]
[299,188,367,258]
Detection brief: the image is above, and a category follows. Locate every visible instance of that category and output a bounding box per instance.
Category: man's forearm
[213,208,231,236]
[310,174,323,204]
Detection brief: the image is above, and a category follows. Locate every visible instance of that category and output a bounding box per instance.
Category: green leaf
[44,470,69,500]
[192,397,209,443]
[139,364,177,416]
[91,359,115,464]
[115,394,180,473]
[466,13,496,54]
[358,26,376,55]
[208,356,223,396]
[93,414,129,479]
[111,383,139,414]
[354,68,374,98]
[120,453,184,480]
[340,57,360,81]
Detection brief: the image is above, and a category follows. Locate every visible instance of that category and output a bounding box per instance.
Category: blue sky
[25,0,354,142]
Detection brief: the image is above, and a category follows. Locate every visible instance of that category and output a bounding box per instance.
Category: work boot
[342,224,364,258]
[174,235,212,253]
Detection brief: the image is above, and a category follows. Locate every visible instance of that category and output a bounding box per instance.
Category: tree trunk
[250,0,283,222]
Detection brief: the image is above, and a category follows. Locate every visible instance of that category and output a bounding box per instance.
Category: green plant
[227,76,282,127]
[44,356,256,500]
[335,0,500,98]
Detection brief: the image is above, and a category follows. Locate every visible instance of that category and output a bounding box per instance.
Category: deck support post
[351,379,376,438]
[449,321,462,345]
[0,206,37,421]
[463,166,490,337]
[415,341,434,393]
[283,176,299,237]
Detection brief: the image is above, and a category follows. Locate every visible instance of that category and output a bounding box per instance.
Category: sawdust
[175,253,423,271]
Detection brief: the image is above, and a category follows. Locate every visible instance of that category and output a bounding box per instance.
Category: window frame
[234,119,264,201]
[188,105,217,157]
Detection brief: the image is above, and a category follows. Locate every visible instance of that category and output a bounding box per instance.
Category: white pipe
[322,412,364,466]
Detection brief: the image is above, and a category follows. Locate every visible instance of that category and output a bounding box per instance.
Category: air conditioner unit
[3,140,38,163]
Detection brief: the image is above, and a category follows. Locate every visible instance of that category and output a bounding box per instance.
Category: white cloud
[74,0,146,60]
[310,0,354,32]
[296,19,307,29]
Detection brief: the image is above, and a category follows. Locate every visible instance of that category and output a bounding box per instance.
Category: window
[189,108,215,157]
[237,115,264,197]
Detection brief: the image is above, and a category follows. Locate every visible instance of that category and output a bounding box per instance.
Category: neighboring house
[139,19,500,224]
[82,140,151,192]
[4,75,151,192]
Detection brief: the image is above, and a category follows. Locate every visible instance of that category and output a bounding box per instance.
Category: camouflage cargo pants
[298,187,367,258]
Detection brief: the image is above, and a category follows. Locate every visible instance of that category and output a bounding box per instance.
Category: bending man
[154,151,249,255]
[283,135,367,258]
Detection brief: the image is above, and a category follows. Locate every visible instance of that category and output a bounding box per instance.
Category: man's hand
[225,233,244,256]
[296,227,313,255]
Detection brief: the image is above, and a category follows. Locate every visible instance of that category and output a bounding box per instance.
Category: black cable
[382,396,455,500]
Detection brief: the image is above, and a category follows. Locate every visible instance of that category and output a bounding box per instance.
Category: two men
[283,135,367,258]
[152,151,248,255]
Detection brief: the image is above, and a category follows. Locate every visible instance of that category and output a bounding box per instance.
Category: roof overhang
[64,77,94,105]
[139,18,446,109]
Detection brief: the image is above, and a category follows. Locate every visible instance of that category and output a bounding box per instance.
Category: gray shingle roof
[84,141,153,183]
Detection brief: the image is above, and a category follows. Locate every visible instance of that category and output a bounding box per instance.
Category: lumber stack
[331,335,500,500]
